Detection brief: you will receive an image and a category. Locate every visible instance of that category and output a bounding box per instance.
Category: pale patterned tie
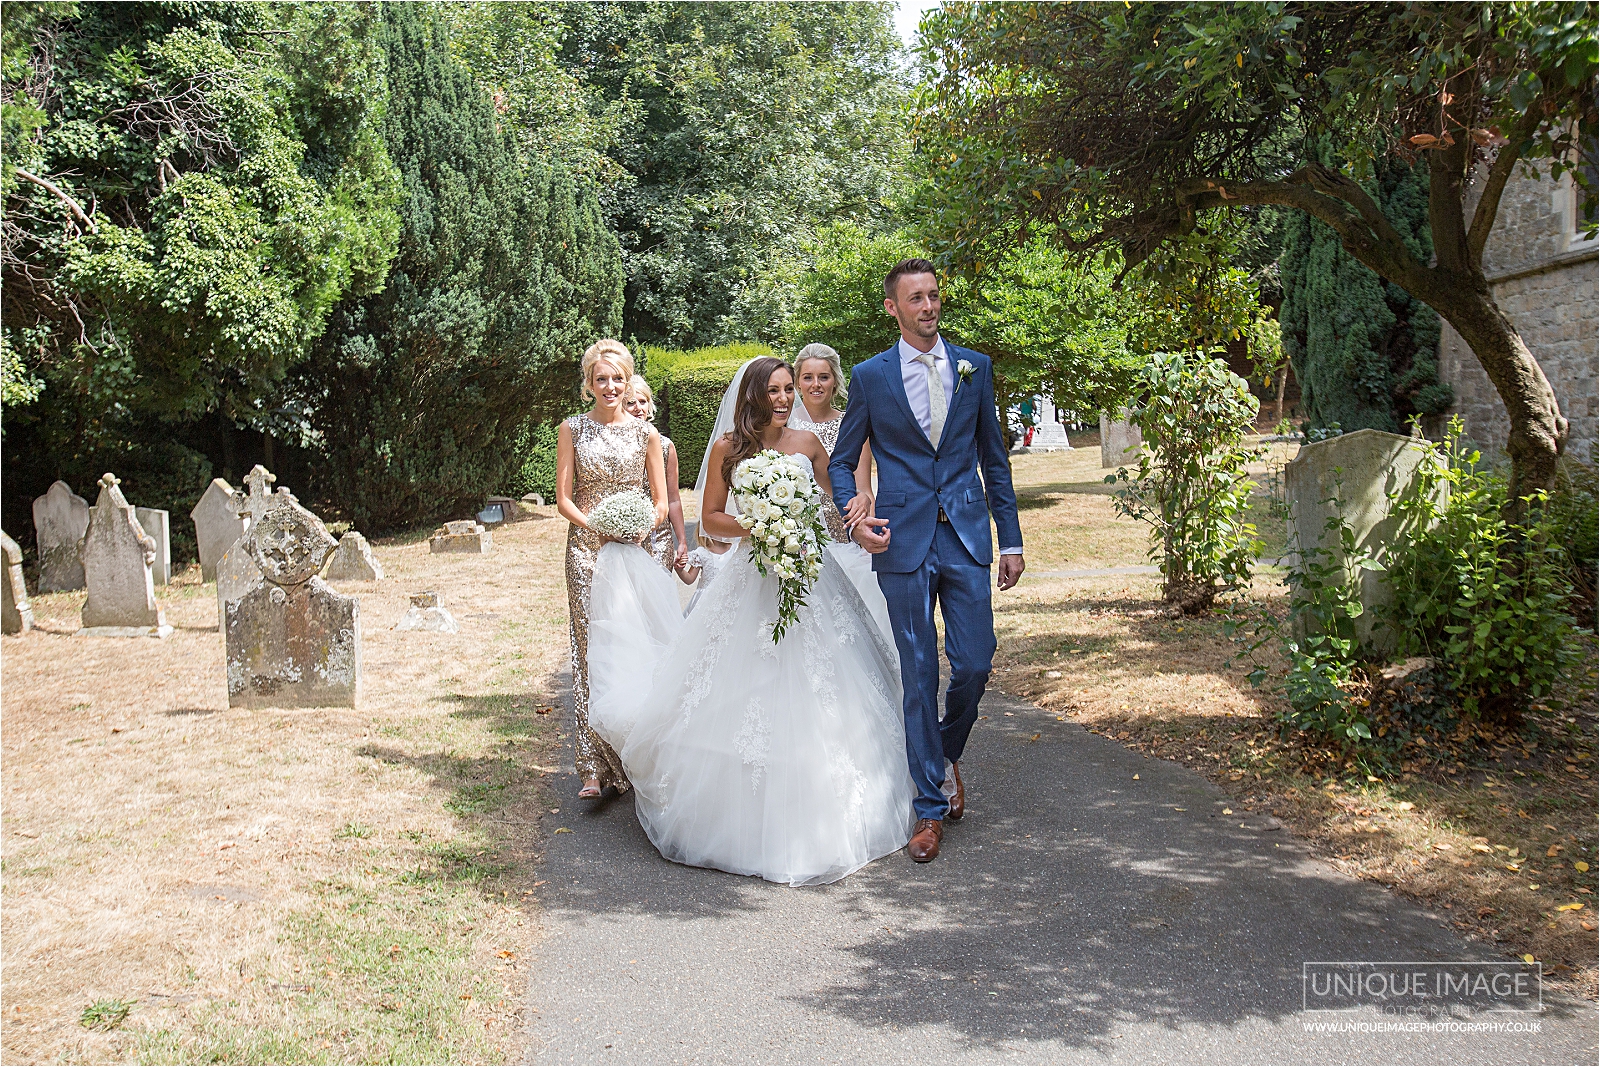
[915,350,947,448]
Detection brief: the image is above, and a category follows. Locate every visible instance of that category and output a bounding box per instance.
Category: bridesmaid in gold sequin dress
[625,376,688,573]
[556,340,669,799]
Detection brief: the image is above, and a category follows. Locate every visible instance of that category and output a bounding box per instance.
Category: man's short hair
[884,257,939,300]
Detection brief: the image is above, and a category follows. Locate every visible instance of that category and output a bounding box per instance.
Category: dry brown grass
[992,448,1599,997]
[2,508,572,1064]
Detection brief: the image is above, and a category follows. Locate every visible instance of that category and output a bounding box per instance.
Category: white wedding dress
[587,457,915,887]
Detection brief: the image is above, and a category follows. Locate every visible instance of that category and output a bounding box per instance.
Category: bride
[586,357,914,886]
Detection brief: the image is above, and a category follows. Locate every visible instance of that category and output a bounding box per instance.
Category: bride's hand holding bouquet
[731,451,829,641]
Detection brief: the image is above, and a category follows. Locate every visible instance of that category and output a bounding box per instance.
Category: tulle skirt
[588,542,914,886]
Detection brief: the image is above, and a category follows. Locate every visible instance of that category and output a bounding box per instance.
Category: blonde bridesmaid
[555,340,669,799]
[625,376,688,573]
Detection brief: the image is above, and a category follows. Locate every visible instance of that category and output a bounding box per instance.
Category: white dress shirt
[894,334,1021,556]
[898,335,955,438]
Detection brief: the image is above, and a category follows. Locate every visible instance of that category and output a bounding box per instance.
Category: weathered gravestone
[135,507,171,586]
[224,493,358,708]
[395,591,458,633]
[2,531,34,634]
[191,478,246,581]
[216,466,281,622]
[522,493,546,507]
[1029,397,1072,451]
[430,520,491,554]
[485,495,529,524]
[1284,428,1444,651]
[321,530,384,581]
[78,474,169,637]
[1100,411,1143,468]
[32,480,90,592]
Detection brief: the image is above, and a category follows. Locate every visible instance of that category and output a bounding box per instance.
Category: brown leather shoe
[945,761,965,821]
[908,818,943,862]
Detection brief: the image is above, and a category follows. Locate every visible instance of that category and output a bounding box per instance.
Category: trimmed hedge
[645,343,772,486]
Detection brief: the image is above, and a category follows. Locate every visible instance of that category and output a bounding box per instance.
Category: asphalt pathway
[525,683,1596,1064]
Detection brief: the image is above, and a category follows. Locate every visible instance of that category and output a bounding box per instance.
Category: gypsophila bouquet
[732,450,828,641]
[587,489,656,542]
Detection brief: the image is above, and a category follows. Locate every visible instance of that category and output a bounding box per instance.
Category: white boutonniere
[956,359,975,386]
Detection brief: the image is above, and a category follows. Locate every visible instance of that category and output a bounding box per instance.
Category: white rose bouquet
[587,489,657,542]
[732,450,828,641]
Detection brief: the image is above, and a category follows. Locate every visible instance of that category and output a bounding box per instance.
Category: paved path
[526,686,1596,1064]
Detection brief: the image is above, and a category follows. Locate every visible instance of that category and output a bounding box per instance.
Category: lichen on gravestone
[224,492,359,708]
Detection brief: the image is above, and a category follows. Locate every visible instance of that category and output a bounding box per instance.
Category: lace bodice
[789,408,843,455]
[784,418,851,542]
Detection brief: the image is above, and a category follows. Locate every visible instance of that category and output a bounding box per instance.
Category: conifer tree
[1278,153,1452,434]
[302,3,623,530]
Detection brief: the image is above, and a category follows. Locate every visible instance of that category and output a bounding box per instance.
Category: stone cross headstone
[321,530,384,581]
[225,493,357,708]
[78,474,169,637]
[2,531,34,634]
[217,466,284,621]
[134,507,171,586]
[1284,428,1445,651]
[429,520,492,554]
[191,478,246,581]
[32,480,90,592]
[1100,411,1143,468]
[395,590,459,633]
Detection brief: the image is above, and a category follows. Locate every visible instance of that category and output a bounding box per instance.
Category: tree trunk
[1432,286,1568,509]
[1273,364,1288,427]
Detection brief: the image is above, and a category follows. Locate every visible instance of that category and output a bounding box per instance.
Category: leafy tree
[1279,149,1450,433]
[540,1,910,347]
[918,1,1598,508]
[298,2,624,531]
[1,1,401,426]
[1,0,401,551]
[786,220,1265,440]
[440,1,628,187]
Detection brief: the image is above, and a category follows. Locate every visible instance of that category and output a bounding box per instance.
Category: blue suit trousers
[876,519,997,820]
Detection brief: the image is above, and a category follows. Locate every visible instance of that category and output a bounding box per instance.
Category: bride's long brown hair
[720,356,792,483]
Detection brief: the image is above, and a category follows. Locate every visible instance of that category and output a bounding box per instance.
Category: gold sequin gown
[642,435,676,570]
[566,413,655,789]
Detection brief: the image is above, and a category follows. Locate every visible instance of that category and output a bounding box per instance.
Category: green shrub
[645,344,771,486]
[1228,480,1377,747]
[1108,351,1263,613]
[1549,458,1598,606]
[1381,422,1584,725]
[507,421,560,502]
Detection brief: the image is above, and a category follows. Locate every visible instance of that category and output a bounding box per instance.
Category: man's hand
[997,554,1024,591]
[852,519,891,555]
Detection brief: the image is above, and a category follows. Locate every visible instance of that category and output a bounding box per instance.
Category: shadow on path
[525,684,1596,1065]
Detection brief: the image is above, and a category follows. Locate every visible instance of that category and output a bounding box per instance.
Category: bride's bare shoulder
[781,427,824,454]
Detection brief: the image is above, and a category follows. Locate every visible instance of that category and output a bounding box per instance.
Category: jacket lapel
[880,348,934,453]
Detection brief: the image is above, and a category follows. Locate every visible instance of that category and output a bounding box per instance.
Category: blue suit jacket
[828,343,1022,574]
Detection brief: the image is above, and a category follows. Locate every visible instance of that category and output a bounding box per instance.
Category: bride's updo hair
[721,356,792,482]
[794,343,846,408]
[581,339,635,401]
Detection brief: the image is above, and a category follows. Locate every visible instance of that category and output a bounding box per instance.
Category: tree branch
[1174,170,1433,292]
[1466,104,1546,264]
[12,169,97,234]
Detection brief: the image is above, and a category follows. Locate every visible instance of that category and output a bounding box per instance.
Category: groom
[829,258,1024,863]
